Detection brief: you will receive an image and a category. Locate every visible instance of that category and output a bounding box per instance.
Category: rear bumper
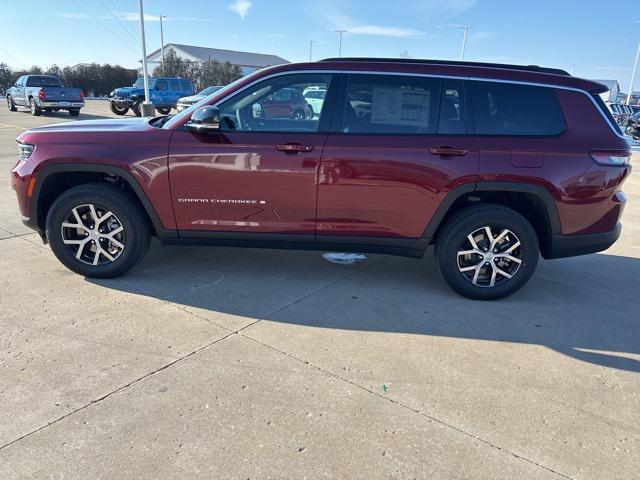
[545,223,622,259]
[39,101,84,108]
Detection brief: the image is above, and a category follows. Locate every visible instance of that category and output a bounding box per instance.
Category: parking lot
[0,100,638,479]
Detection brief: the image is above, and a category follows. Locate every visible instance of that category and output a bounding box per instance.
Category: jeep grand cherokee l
[11,58,631,300]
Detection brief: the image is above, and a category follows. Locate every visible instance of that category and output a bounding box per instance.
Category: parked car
[625,110,640,136]
[11,58,631,300]
[176,86,223,112]
[6,75,84,117]
[252,86,310,120]
[108,77,194,116]
[303,86,326,118]
[607,103,632,126]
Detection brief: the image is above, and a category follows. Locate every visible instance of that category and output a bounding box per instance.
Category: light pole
[457,25,473,61]
[138,0,154,116]
[160,15,167,76]
[309,40,315,62]
[627,37,640,105]
[335,29,347,57]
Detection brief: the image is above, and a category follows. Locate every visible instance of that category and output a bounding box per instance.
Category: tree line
[0,50,243,96]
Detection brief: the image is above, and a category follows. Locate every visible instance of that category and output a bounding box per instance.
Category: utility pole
[138,0,153,116]
[160,15,167,76]
[457,25,473,61]
[335,29,347,57]
[309,40,315,62]
[627,37,640,105]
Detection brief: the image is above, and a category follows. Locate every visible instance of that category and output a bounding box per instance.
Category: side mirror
[186,106,221,133]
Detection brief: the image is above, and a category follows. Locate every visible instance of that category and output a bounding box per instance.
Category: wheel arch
[31,164,174,241]
[424,182,561,258]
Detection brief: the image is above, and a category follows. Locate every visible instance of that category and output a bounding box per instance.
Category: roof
[146,43,289,67]
[322,57,570,76]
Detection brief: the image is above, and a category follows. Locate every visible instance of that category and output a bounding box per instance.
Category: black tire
[6,95,17,111]
[307,104,314,118]
[45,183,151,278]
[109,102,129,116]
[29,97,41,116]
[292,108,305,120]
[69,109,80,117]
[131,99,142,117]
[156,107,171,115]
[435,205,539,300]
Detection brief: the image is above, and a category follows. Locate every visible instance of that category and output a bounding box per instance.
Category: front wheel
[29,97,41,116]
[6,95,17,111]
[156,107,171,115]
[46,183,151,278]
[435,205,539,300]
[109,102,129,116]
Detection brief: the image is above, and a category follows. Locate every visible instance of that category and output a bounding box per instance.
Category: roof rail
[319,57,570,76]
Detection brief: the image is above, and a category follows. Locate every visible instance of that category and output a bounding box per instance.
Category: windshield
[162,76,251,129]
[200,86,222,96]
[26,76,62,87]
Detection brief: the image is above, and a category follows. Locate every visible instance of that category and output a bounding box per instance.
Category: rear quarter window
[469,81,566,136]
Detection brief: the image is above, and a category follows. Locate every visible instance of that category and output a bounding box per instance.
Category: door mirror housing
[186,106,221,133]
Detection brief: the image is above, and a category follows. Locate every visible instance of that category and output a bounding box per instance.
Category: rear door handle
[276,144,314,154]
[429,146,468,157]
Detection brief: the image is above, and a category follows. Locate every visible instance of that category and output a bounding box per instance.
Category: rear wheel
[109,102,129,116]
[46,183,151,278]
[131,99,142,117]
[69,109,80,117]
[29,97,41,116]
[6,96,17,111]
[156,107,171,115]
[292,108,305,120]
[435,205,539,300]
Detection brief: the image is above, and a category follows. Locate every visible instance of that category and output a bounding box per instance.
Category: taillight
[80,90,85,99]
[38,89,45,100]
[591,151,631,166]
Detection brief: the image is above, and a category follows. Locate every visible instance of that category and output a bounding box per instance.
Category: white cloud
[115,12,162,22]
[347,25,423,38]
[228,0,252,20]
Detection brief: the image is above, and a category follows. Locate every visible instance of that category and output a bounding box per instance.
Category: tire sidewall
[436,207,539,300]
[46,186,149,278]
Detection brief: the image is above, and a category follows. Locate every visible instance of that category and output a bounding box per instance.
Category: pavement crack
[239,332,575,480]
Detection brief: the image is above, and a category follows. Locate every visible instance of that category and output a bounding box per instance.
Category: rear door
[317,73,478,239]
[168,72,336,234]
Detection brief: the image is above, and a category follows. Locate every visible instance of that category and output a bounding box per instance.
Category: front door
[168,72,335,235]
[317,73,479,239]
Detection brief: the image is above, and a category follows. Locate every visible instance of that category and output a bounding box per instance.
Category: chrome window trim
[209,68,625,140]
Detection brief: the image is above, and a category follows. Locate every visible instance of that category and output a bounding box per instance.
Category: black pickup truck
[6,75,84,116]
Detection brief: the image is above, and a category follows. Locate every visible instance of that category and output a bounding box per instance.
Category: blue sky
[2,0,640,91]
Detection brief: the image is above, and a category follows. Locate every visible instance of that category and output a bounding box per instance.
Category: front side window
[470,81,566,136]
[217,73,332,133]
[156,80,168,91]
[340,74,441,134]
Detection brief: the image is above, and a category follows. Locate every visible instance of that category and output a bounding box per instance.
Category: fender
[422,181,561,240]
[29,163,178,240]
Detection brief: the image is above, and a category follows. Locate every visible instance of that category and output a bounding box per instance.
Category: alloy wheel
[60,204,126,265]
[457,226,522,288]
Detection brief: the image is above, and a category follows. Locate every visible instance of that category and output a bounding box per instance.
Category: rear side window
[156,80,168,91]
[438,80,467,134]
[593,95,623,135]
[180,80,192,91]
[340,74,441,134]
[170,80,180,91]
[469,81,565,136]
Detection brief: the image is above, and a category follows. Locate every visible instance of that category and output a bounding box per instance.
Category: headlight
[17,142,35,160]
[109,90,115,97]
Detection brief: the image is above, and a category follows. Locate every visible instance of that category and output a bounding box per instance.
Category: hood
[178,94,205,104]
[19,118,153,143]
[112,86,143,97]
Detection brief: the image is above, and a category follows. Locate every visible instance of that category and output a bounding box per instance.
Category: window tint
[180,80,191,91]
[25,76,62,87]
[438,80,467,134]
[155,80,168,91]
[341,74,440,134]
[217,73,331,133]
[170,80,180,91]
[470,81,565,136]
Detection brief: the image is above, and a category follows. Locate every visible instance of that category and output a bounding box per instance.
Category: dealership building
[145,43,289,76]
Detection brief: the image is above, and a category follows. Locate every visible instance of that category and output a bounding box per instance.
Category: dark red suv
[11,58,631,299]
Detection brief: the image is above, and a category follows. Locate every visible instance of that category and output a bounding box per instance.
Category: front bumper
[109,98,134,107]
[40,101,84,109]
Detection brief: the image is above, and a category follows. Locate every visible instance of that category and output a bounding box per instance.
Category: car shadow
[88,243,640,373]
[12,109,114,121]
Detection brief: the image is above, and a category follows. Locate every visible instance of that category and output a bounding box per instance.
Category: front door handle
[429,146,468,157]
[276,143,314,154]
